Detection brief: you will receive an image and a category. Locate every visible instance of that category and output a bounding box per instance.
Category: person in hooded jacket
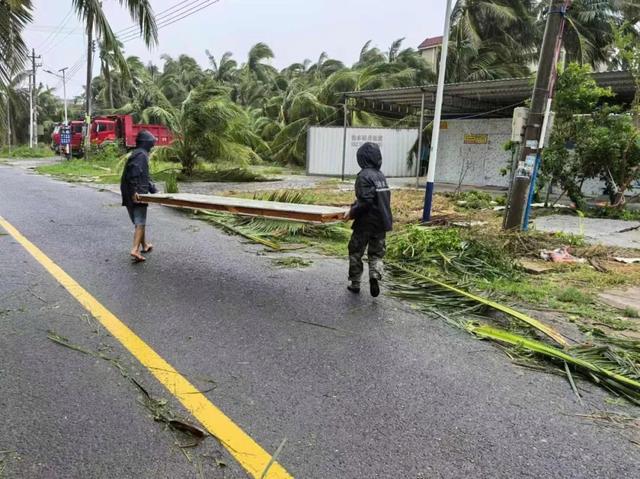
[120,130,158,262]
[345,142,393,296]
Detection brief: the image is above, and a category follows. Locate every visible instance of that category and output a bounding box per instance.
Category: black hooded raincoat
[120,131,157,208]
[348,142,393,233]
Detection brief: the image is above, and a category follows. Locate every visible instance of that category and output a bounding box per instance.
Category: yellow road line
[0,215,293,479]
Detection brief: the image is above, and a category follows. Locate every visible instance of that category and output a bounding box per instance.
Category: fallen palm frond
[235,216,350,240]
[387,225,518,281]
[252,189,318,204]
[195,209,350,246]
[47,332,208,445]
[195,210,281,250]
[467,324,640,404]
[388,262,568,346]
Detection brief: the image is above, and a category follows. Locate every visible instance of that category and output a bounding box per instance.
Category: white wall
[307,120,514,185]
[433,119,512,187]
[307,127,418,177]
[306,121,630,198]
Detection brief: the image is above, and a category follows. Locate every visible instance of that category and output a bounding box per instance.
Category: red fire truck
[51,115,173,156]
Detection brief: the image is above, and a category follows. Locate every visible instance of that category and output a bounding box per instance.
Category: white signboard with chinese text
[307,127,419,177]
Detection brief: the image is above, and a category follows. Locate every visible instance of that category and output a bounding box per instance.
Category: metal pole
[415,92,425,189]
[60,67,68,124]
[422,0,453,222]
[341,98,348,181]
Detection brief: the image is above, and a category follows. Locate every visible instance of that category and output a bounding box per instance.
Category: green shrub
[88,142,124,163]
[623,307,639,318]
[451,190,495,210]
[165,173,179,193]
[557,287,591,304]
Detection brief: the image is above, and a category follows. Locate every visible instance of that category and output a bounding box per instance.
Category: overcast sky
[24,0,445,97]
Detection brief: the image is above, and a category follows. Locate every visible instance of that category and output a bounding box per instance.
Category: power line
[120,0,221,43]
[41,24,84,56]
[115,0,199,35]
[36,7,73,50]
[119,0,219,42]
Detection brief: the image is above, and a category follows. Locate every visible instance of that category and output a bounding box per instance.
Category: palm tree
[562,0,640,67]
[354,40,387,68]
[206,50,238,84]
[246,42,276,83]
[305,52,345,82]
[0,0,32,88]
[447,0,537,81]
[0,70,30,145]
[158,54,206,106]
[97,39,126,109]
[71,0,157,155]
[1,0,32,139]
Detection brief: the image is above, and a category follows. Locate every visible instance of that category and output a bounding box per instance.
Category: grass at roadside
[0,145,54,158]
[35,154,277,184]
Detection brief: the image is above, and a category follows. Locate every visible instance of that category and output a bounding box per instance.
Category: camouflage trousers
[348,230,386,284]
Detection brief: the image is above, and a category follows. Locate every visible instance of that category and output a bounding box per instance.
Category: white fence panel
[307,127,419,177]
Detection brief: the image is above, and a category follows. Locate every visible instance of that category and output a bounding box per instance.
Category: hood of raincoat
[136,130,156,152]
[356,142,382,170]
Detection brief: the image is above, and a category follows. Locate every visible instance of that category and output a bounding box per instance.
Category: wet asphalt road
[1,163,639,478]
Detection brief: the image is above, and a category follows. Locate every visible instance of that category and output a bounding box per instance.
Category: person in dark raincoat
[120,130,157,262]
[344,142,393,297]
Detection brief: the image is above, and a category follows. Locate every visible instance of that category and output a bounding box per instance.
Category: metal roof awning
[343,71,637,119]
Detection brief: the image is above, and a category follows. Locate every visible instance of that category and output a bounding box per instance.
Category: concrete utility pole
[29,72,33,148]
[503,0,572,229]
[6,25,13,151]
[30,49,42,148]
[60,67,68,124]
[85,14,95,160]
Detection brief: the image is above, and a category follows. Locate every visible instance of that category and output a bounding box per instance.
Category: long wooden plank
[138,193,348,223]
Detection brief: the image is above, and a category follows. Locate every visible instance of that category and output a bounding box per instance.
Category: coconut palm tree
[71,0,157,155]
[0,0,32,89]
[1,0,32,136]
[158,54,206,106]
[447,0,538,81]
[562,0,640,67]
[0,70,30,145]
[206,50,238,84]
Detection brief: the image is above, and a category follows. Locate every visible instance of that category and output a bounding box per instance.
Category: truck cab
[91,119,118,145]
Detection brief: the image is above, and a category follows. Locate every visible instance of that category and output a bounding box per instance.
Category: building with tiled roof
[418,36,443,68]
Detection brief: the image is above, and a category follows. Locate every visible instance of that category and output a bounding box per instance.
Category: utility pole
[43,67,69,124]
[29,72,33,148]
[85,14,95,160]
[59,67,68,124]
[6,23,13,151]
[503,0,572,229]
[30,48,42,148]
[5,97,10,150]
